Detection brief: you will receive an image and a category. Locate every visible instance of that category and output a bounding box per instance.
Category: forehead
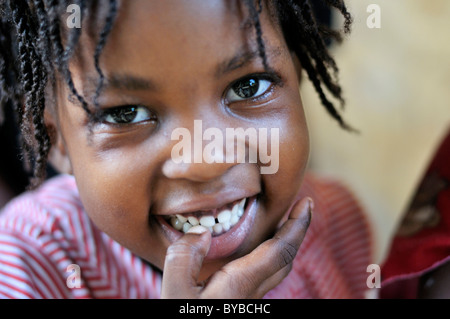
[107,0,281,48]
[74,0,284,86]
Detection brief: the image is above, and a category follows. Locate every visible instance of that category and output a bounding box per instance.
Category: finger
[206,197,312,298]
[253,260,293,298]
[161,226,211,298]
[246,198,312,298]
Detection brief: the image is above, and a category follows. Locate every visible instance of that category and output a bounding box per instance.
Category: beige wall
[302,0,450,263]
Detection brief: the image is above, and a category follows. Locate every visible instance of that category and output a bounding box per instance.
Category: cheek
[66,136,166,254]
[71,148,170,268]
[76,153,148,229]
[261,93,309,222]
[85,147,148,196]
[279,104,309,190]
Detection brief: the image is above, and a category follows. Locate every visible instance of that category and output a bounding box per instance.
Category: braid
[62,0,85,64]
[9,2,34,157]
[298,49,352,130]
[324,0,353,33]
[29,48,50,186]
[244,0,354,129]
[9,1,50,186]
[0,21,12,122]
[245,0,270,71]
[275,0,356,130]
[287,0,344,100]
[32,0,53,71]
[0,0,97,188]
[93,0,117,115]
[46,0,91,116]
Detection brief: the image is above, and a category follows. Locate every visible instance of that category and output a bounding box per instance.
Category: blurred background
[303,0,450,263]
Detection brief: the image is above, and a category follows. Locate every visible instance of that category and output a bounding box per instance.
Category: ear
[44,108,73,175]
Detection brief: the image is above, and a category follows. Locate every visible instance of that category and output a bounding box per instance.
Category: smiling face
[52,0,309,280]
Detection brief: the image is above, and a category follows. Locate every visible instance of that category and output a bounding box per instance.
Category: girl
[0,0,372,298]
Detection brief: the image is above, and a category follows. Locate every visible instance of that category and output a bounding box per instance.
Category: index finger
[205,197,312,298]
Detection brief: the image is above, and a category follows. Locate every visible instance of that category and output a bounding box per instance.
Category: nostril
[162,158,236,183]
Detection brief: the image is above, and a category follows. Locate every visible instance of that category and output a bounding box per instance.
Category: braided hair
[0,0,353,188]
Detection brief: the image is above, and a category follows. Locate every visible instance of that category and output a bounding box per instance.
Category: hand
[161,197,313,298]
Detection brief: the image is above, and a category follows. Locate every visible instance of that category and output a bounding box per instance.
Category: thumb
[161,226,212,298]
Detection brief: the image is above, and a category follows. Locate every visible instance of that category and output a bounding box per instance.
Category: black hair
[0,0,353,188]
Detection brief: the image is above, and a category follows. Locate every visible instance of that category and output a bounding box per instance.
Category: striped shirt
[0,173,372,299]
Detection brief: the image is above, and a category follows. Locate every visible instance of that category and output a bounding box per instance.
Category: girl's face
[54,0,309,280]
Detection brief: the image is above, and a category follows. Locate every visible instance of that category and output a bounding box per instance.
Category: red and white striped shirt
[0,173,372,299]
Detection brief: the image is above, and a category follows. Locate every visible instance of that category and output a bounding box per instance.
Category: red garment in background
[381,129,450,298]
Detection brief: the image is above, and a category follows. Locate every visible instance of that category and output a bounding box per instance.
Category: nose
[162,159,238,182]
[162,119,250,182]
[162,132,241,182]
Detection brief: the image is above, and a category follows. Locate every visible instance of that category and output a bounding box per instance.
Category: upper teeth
[168,198,247,236]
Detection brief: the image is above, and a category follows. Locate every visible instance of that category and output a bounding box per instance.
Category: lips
[156,195,259,259]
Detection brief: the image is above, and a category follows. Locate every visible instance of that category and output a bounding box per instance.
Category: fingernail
[186,225,209,235]
[306,197,314,223]
[308,197,314,213]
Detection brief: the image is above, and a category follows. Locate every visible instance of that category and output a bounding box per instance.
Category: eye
[225,76,272,102]
[103,105,155,124]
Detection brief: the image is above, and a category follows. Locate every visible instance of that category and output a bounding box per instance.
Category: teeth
[171,217,183,230]
[237,198,246,217]
[239,198,246,209]
[217,210,231,223]
[187,216,199,226]
[182,222,192,233]
[166,198,248,236]
[222,221,231,232]
[200,216,216,227]
[176,214,188,223]
[213,223,223,235]
[231,204,239,216]
[238,206,244,217]
[230,214,239,226]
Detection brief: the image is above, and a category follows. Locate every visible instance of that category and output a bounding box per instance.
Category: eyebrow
[215,49,260,78]
[96,47,276,92]
[102,73,156,91]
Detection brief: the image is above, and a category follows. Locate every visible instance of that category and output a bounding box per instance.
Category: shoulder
[0,175,88,298]
[0,175,162,299]
[0,174,83,243]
